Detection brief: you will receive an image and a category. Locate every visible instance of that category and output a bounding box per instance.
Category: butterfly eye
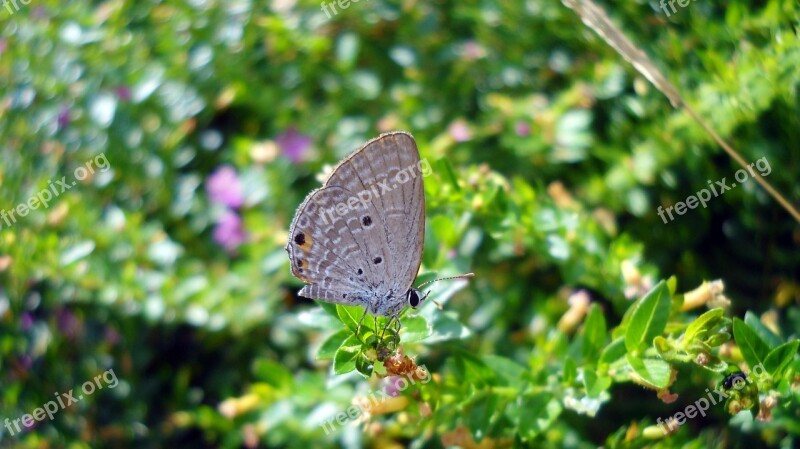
[407,289,420,308]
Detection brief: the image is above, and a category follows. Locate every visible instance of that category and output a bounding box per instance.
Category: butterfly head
[407,272,475,310]
[405,288,427,309]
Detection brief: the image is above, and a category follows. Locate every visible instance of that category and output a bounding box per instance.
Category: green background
[1,0,798,447]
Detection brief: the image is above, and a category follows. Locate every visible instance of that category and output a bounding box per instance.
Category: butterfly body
[286,132,428,318]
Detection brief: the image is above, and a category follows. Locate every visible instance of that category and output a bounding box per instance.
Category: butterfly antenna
[417,272,475,289]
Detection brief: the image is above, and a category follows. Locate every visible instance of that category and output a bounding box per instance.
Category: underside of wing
[286,184,394,299]
[298,284,362,307]
[323,132,426,293]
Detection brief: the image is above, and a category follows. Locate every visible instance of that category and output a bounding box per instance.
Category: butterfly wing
[286,184,393,307]
[323,132,425,298]
[286,132,425,313]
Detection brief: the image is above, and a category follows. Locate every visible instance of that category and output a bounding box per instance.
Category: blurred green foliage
[1,0,799,448]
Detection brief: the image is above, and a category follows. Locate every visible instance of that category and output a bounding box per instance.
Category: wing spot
[293,231,312,250]
[373,256,382,265]
[357,268,363,275]
[342,293,347,298]
[362,216,372,227]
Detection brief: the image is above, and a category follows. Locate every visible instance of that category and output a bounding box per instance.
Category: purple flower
[32,7,48,20]
[448,120,472,142]
[19,354,33,370]
[460,41,487,61]
[206,165,244,208]
[57,106,70,129]
[213,210,247,252]
[276,127,312,163]
[116,86,131,102]
[21,413,38,431]
[57,307,80,338]
[384,376,407,397]
[515,121,531,137]
[104,326,121,345]
[20,312,34,331]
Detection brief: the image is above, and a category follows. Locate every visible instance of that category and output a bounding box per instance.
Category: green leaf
[336,304,367,332]
[763,340,799,378]
[665,276,677,294]
[563,356,577,384]
[744,311,782,348]
[581,303,607,360]
[436,158,462,192]
[355,354,374,378]
[317,329,350,360]
[599,337,627,365]
[654,336,671,355]
[400,315,430,343]
[514,393,562,441]
[483,355,527,388]
[449,351,496,386]
[333,334,361,375]
[425,311,471,343]
[626,354,672,389]
[465,394,498,439]
[733,318,771,370]
[582,369,612,397]
[699,355,728,373]
[253,359,293,389]
[625,280,672,353]
[684,308,725,344]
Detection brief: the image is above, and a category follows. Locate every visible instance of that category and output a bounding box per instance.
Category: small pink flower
[105,326,121,345]
[20,312,34,331]
[448,120,472,142]
[57,106,71,129]
[276,127,312,164]
[206,165,244,208]
[213,210,247,252]
[384,376,407,397]
[19,354,33,370]
[57,307,80,339]
[460,41,487,61]
[115,86,131,102]
[515,121,531,137]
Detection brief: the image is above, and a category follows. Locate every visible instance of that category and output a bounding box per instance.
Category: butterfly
[285,131,472,330]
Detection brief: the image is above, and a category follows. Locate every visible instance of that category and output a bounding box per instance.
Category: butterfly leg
[378,315,392,342]
[379,315,402,350]
[354,307,369,343]
[389,315,401,348]
[392,316,401,347]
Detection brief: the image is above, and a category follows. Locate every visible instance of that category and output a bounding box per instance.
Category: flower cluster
[206,165,247,252]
